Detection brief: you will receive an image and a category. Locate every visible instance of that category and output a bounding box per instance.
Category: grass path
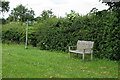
[2,44,118,78]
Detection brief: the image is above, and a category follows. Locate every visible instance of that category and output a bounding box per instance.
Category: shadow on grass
[70,53,97,62]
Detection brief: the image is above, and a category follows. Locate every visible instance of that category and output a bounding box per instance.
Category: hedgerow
[36,10,120,60]
[2,10,120,60]
[2,22,37,46]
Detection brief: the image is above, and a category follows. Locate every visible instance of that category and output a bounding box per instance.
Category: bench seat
[69,50,90,54]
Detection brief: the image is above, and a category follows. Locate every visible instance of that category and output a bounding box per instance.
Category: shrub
[2,22,37,47]
[2,10,120,60]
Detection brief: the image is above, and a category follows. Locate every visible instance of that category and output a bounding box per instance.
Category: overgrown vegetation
[1,1,120,60]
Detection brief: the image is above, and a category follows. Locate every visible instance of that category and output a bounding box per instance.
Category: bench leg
[82,53,85,61]
[77,53,78,57]
[91,53,93,60]
[68,52,71,58]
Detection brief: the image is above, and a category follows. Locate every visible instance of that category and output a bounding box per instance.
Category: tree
[101,1,120,22]
[0,0,10,24]
[9,4,35,22]
[0,0,10,13]
[66,10,79,21]
[40,9,56,20]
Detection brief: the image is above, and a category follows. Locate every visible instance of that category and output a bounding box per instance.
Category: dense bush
[2,22,37,46]
[2,9,120,60]
[36,10,120,60]
[0,18,7,24]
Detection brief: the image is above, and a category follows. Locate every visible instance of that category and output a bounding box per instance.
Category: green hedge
[2,22,37,46]
[36,12,120,60]
[2,11,120,60]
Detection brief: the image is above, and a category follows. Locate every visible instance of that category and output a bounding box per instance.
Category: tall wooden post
[25,19,28,49]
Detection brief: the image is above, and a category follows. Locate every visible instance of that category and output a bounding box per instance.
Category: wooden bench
[68,40,94,61]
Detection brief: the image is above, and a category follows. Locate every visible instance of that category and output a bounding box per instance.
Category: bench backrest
[77,40,94,52]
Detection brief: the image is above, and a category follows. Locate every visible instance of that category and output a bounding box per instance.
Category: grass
[2,44,118,78]
[0,43,2,79]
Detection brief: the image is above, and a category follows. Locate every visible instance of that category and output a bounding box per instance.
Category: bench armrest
[69,46,77,51]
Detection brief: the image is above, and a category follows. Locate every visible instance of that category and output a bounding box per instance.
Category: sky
[3,0,109,18]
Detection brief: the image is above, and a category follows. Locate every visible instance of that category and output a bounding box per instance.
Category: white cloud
[3,0,109,18]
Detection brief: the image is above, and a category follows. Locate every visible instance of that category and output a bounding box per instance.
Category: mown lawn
[0,43,2,79]
[2,44,118,78]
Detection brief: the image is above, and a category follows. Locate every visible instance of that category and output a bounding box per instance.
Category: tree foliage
[103,1,120,22]
[9,4,35,22]
[35,9,56,22]
[0,0,10,24]
[0,0,10,13]
[40,9,56,20]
